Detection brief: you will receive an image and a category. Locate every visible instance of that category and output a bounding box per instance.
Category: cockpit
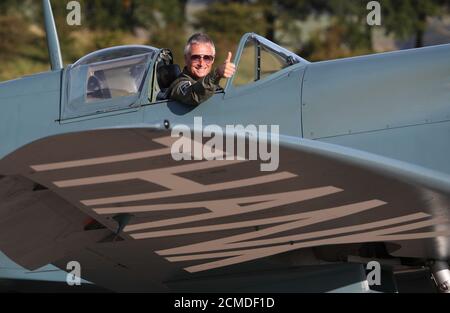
[149,33,307,102]
[61,33,307,121]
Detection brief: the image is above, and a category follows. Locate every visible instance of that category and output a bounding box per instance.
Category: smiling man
[168,33,236,106]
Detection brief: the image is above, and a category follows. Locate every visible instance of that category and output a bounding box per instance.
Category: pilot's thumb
[226,52,232,63]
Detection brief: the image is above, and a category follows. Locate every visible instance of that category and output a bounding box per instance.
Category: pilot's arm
[169,69,222,106]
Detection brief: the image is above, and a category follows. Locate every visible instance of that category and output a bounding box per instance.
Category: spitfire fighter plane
[0,0,450,293]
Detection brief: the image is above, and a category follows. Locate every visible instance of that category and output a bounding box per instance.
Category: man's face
[185,43,215,79]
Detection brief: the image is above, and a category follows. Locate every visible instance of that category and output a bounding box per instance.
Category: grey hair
[184,33,216,57]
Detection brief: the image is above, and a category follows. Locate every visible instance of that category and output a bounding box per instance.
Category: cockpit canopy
[231,34,306,88]
[64,45,157,119]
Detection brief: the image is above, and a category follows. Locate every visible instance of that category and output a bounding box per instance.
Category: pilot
[168,33,236,106]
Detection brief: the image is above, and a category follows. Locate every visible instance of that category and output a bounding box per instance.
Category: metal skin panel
[142,65,305,138]
[0,71,61,158]
[302,44,450,140]
[0,71,61,98]
[321,120,450,176]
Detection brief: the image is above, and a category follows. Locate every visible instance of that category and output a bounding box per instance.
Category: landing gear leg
[430,261,450,293]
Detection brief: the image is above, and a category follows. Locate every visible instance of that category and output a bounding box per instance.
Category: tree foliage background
[0,0,449,81]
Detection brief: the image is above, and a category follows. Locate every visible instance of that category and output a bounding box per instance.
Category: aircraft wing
[0,128,449,292]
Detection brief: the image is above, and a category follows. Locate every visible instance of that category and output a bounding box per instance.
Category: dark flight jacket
[168,67,221,106]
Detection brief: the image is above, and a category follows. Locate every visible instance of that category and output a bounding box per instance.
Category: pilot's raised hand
[217,52,236,79]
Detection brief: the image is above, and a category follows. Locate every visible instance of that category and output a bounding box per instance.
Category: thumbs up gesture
[217,52,236,79]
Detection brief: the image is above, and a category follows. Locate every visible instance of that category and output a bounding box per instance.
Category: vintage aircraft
[0,0,449,293]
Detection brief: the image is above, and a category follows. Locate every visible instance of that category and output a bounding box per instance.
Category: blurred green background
[0,0,449,81]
